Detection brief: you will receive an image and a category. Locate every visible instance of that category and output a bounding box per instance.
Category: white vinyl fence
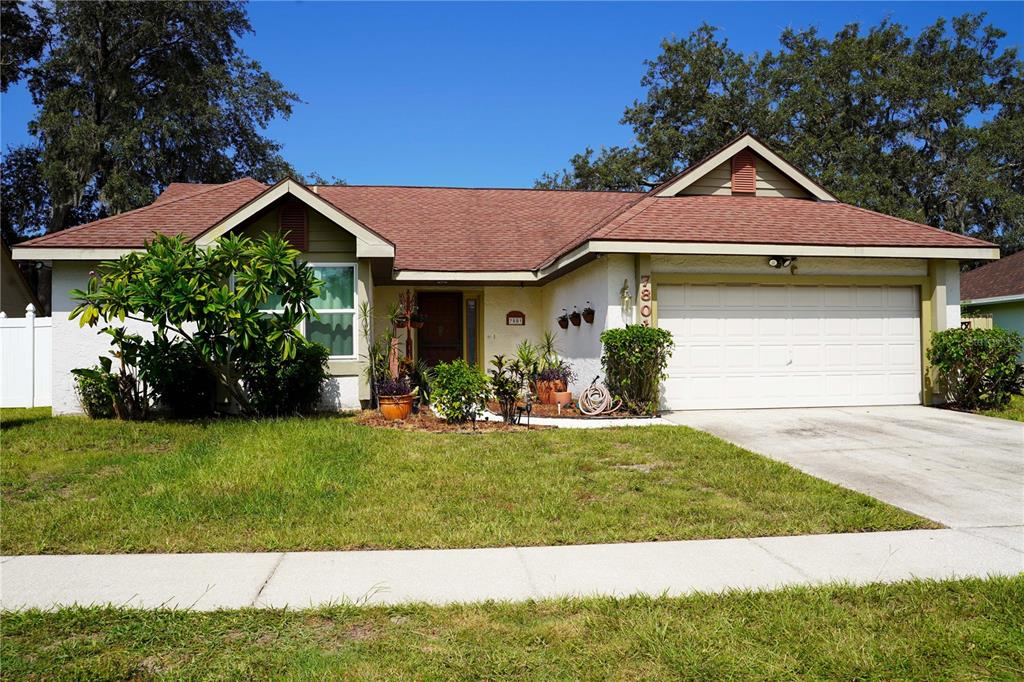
[0,304,51,407]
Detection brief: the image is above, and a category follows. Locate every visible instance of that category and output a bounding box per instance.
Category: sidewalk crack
[513,548,543,599]
[747,538,815,581]
[251,553,286,607]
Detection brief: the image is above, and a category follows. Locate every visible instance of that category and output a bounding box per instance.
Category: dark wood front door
[417,292,463,366]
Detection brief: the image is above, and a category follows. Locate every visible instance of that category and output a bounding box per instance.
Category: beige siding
[676,160,732,196]
[239,208,357,260]
[674,155,812,199]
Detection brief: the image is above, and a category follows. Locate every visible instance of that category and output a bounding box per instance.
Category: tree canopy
[537,15,1023,254]
[1,0,299,241]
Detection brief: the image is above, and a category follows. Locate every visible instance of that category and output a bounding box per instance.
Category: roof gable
[194,179,395,258]
[653,133,836,201]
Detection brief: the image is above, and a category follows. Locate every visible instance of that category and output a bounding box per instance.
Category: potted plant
[581,302,595,324]
[557,310,569,329]
[536,360,576,404]
[410,310,426,329]
[569,307,582,327]
[376,376,415,420]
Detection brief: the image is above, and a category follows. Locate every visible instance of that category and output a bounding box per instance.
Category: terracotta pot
[379,394,414,420]
[536,379,566,404]
[569,312,581,327]
[581,309,595,324]
[551,390,572,406]
[557,317,569,329]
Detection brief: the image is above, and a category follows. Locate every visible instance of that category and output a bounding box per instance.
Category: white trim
[961,293,1024,306]
[393,270,540,282]
[11,247,141,261]
[194,179,395,259]
[589,240,1001,261]
[655,134,839,201]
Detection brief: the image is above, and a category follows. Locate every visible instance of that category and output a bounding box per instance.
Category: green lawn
[980,395,1024,422]
[2,577,1020,680]
[1,407,934,554]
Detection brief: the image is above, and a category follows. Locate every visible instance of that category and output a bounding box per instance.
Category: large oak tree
[538,15,1023,254]
[1,0,298,240]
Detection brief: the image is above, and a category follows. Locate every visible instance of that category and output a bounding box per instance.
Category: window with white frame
[258,263,358,359]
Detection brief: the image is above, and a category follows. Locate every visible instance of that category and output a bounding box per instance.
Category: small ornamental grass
[600,325,674,415]
[928,327,1023,410]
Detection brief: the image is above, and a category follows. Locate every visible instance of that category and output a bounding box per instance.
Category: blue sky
[1,1,1021,187]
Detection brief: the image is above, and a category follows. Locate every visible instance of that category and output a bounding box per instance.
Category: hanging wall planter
[581,302,595,324]
[557,309,569,329]
[569,307,582,327]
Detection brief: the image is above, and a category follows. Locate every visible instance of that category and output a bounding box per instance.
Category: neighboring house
[12,134,998,414]
[961,250,1024,351]
[1,242,42,316]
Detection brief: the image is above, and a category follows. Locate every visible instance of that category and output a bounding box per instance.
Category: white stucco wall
[540,254,633,393]
[51,261,156,415]
[482,286,544,361]
[933,259,961,330]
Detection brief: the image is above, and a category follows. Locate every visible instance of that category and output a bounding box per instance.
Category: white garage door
[659,284,922,410]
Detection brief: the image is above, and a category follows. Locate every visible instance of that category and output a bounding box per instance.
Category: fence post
[25,303,36,407]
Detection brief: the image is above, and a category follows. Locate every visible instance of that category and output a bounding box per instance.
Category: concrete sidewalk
[3,526,1021,611]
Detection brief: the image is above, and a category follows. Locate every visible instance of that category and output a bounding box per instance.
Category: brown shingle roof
[590,195,994,249]
[315,185,639,271]
[19,179,268,248]
[961,250,1024,301]
[19,180,995,270]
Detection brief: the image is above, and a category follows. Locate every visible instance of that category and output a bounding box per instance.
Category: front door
[417,292,463,366]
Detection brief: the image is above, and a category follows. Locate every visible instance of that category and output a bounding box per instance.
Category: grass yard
[1,407,934,554]
[2,577,1021,679]
[980,394,1024,422]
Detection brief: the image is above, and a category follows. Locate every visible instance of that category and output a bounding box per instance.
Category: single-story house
[12,134,999,414]
[961,250,1024,353]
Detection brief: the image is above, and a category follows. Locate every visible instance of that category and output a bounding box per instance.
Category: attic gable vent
[278,202,308,251]
[731,150,757,195]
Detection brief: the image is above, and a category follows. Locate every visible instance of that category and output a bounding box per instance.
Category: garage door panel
[660,284,921,410]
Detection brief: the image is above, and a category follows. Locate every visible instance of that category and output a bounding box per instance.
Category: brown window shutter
[731,150,757,195]
[278,202,308,250]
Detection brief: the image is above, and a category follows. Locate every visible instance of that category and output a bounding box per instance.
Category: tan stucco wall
[651,255,928,277]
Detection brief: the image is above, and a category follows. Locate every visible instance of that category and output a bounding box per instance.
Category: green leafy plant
[600,325,674,415]
[928,327,1023,410]
[489,354,528,424]
[429,359,490,423]
[242,340,331,417]
[515,340,540,381]
[139,335,217,418]
[71,359,118,419]
[69,233,322,415]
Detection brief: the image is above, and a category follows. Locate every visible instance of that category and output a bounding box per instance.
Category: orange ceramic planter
[378,394,414,420]
[536,379,566,404]
[550,390,572,406]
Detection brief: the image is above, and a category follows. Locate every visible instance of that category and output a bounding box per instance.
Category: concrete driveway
[663,406,1023,529]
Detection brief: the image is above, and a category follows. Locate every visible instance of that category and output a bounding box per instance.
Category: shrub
[242,340,331,417]
[430,359,490,423]
[72,361,118,419]
[600,325,674,415]
[139,336,216,417]
[928,327,1023,410]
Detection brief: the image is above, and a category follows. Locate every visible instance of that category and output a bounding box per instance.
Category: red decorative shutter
[279,203,308,250]
[731,150,757,195]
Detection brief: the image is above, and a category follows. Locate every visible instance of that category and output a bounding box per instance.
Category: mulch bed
[356,409,552,433]
[487,401,585,419]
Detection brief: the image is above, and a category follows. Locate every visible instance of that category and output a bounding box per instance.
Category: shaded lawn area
[3,577,1021,680]
[1,407,935,555]
[980,395,1024,422]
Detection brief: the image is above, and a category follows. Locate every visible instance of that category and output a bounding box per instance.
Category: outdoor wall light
[620,278,633,325]
[768,256,796,269]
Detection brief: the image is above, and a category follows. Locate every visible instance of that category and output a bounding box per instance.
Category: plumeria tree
[70,232,322,414]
